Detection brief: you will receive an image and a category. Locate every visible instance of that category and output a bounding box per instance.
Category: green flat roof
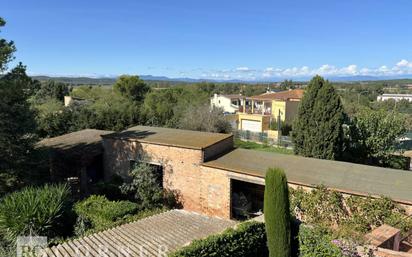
[37,129,113,158]
[102,126,233,150]
[203,148,412,204]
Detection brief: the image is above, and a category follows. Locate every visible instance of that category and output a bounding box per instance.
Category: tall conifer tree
[292,75,344,160]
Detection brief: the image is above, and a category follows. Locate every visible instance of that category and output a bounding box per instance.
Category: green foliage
[141,87,209,127]
[345,196,412,234]
[178,104,232,133]
[0,64,38,194]
[298,226,344,257]
[120,162,163,210]
[91,174,124,200]
[290,186,347,227]
[292,75,345,160]
[74,195,138,234]
[31,80,69,104]
[35,87,142,137]
[0,17,16,72]
[343,108,407,168]
[113,75,150,101]
[169,221,268,257]
[264,168,291,257]
[234,139,294,155]
[0,184,71,243]
[289,186,412,237]
[34,99,70,137]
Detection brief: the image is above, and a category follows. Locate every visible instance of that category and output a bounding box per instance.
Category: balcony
[239,106,271,115]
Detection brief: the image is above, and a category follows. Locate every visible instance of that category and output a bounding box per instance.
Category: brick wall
[103,137,412,219]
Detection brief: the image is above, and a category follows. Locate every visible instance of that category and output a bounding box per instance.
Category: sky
[2,0,412,81]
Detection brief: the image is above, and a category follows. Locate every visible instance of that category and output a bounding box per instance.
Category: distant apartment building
[210,94,242,113]
[377,94,412,102]
[237,89,304,132]
[64,96,88,106]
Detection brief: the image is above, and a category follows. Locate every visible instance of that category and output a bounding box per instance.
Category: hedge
[169,221,268,257]
[74,195,139,234]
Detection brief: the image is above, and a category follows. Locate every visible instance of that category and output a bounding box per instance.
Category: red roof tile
[250,89,304,101]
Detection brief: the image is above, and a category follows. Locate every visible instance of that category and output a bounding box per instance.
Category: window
[129,160,163,188]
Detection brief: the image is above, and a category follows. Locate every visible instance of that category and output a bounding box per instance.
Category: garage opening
[231,179,264,220]
[241,119,262,132]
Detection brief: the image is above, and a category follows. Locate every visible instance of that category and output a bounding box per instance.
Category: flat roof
[37,129,113,158]
[203,148,412,204]
[102,125,233,150]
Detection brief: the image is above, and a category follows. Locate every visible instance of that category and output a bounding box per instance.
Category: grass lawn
[234,138,294,155]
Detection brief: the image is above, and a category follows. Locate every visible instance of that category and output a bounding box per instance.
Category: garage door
[241,119,261,132]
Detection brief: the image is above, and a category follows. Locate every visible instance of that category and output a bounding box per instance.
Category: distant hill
[31,75,412,85]
[32,76,117,85]
[31,75,253,85]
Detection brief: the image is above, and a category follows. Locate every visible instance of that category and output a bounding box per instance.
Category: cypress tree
[264,168,291,257]
[292,75,344,160]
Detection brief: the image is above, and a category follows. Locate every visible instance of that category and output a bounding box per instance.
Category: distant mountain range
[31,74,412,85]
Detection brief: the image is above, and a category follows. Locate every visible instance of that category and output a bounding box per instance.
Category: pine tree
[264,168,291,257]
[292,75,344,160]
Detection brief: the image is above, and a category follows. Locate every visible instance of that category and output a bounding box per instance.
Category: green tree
[0,65,37,195]
[32,80,69,104]
[264,168,291,257]
[120,162,163,210]
[141,87,209,127]
[280,79,294,90]
[344,108,407,168]
[113,75,150,102]
[0,17,16,72]
[178,103,232,133]
[292,75,345,160]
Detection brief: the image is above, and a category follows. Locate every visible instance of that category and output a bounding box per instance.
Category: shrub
[0,184,71,243]
[120,162,163,210]
[290,186,348,227]
[264,168,291,257]
[169,221,268,257]
[91,174,124,200]
[74,195,138,234]
[289,186,412,237]
[344,195,412,233]
[298,226,344,257]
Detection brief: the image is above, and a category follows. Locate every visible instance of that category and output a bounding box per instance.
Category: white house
[210,94,242,113]
[377,94,412,102]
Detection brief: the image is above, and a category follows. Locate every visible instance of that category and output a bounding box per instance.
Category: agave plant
[0,183,70,243]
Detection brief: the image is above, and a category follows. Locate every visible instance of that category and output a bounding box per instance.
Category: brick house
[41,125,412,219]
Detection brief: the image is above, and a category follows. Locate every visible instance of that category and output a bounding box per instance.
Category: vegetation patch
[234,138,293,155]
[290,186,412,239]
[73,195,166,237]
[169,221,268,257]
[0,184,72,244]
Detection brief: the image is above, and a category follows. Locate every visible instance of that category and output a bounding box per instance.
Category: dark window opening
[231,179,264,220]
[86,154,104,184]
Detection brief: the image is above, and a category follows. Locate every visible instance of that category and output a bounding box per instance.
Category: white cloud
[235,67,252,72]
[198,59,412,80]
[397,59,410,67]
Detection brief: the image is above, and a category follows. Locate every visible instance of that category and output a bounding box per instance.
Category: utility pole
[277,109,281,146]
